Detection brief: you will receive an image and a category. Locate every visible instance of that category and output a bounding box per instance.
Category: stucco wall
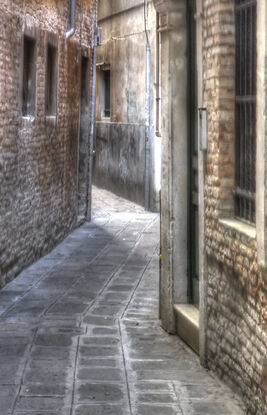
[94,122,146,206]
[0,0,97,288]
[94,0,160,210]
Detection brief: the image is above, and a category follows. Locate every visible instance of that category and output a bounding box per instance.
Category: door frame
[153,0,207,365]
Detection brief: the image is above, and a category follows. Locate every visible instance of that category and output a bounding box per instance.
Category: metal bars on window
[235,0,257,223]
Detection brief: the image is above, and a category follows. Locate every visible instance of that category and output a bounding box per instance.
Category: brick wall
[0,0,97,288]
[203,0,267,413]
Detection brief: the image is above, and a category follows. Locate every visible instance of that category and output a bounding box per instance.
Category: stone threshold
[174,304,199,355]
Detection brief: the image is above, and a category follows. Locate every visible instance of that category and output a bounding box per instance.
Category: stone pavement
[0,186,245,415]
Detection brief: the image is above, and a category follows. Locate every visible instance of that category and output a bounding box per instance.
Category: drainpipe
[86,22,98,221]
[66,0,76,39]
[144,0,151,211]
[156,12,161,137]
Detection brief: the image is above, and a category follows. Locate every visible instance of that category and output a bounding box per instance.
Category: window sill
[22,115,35,121]
[100,117,111,121]
[219,218,256,239]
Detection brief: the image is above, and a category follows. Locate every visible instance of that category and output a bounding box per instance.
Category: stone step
[174,304,199,355]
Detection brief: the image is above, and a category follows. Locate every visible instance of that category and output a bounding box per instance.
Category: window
[234,0,257,223]
[103,69,110,117]
[46,43,57,116]
[98,67,110,118]
[22,35,36,116]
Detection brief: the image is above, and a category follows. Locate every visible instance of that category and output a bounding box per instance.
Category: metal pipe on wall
[156,12,161,137]
[86,22,98,221]
[66,0,76,39]
[144,0,151,211]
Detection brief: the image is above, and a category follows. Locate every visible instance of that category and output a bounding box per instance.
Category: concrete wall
[94,0,160,210]
[94,122,145,206]
[0,0,97,288]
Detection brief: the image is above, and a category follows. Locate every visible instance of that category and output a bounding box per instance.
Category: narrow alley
[0,188,244,415]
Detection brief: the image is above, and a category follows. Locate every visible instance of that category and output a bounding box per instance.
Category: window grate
[234,0,257,223]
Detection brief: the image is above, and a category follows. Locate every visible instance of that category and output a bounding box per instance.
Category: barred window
[234,0,257,223]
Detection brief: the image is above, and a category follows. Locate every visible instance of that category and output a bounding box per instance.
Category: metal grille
[235,0,257,223]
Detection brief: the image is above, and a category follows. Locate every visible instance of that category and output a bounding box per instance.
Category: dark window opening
[46,43,57,116]
[81,56,89,111]
[103,70,110,117]
[234,0,257,223]
[22,35,36,116]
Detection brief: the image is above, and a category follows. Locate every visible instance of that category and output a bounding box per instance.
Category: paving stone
[79,346,120,358]
[0,187,245,415]
[34,333,76,347]
[77,368,124,382]
[0,385,18,413]
[80,336,120,346]
[15,396,66,411]
[92,327,119,336]
[30,346,72,361]
[180,400,244,415]
[77,358,119,368]
[136,392,177,404]
[75,383,125,403]
[21,382,68,396]
[47,301,89,315]
[23,361,69,385]
[133,404,182,415]
[134,382,173,391]
[74,404,129,414]
[82,316,116,326]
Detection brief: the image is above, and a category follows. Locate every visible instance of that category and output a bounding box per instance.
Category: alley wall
[94,0,160,211]
[0,0,97,288]
[152,0,267,412]
[203,0,267,412]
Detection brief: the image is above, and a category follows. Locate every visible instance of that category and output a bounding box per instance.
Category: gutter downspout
[86,21,98,221]
[144,0,151,211]
[66,0,76,39]
[156,12,161,137]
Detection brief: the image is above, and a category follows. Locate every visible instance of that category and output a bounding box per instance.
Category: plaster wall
[94,122,146,206]
[94,0,160,210]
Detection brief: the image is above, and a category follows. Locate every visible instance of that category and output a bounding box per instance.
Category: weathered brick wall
[203,0,267,413]
[0,0,97,288]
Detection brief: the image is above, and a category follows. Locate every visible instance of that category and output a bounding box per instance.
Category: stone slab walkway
[0,186,245,414]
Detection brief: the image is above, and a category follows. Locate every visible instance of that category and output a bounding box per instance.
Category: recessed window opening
[101,69,110,118]
[81,56,89,112]
[22,35,36,116]
[234,0,257,224]
[46,43,57,116]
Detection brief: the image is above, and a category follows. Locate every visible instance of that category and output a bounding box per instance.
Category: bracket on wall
[97,27,103,46]
[198,107,208,151]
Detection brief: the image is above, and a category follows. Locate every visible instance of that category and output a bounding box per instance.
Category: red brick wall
[203,0,267,413]
[0,0,97,287]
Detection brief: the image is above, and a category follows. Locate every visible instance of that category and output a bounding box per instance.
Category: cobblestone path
[0,187,245,414]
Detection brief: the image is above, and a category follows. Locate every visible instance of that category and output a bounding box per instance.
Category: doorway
[188,0,199,307]
[78,55,90,218]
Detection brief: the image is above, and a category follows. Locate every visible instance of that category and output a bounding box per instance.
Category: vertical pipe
[86,21,98,220]
[156,12,161,136]
[66,0,76,39]
[144,0,151,211]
